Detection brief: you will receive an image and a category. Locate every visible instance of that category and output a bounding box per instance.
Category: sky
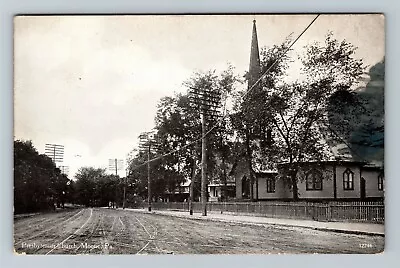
[13,14,385,178]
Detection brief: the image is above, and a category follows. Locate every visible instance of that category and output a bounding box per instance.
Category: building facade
[233,161,384,201]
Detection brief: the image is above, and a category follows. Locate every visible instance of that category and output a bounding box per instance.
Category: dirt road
[13,208,384,254]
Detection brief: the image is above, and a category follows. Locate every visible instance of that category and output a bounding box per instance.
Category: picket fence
[131,201,384,223]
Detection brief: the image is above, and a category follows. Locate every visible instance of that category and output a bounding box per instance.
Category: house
[208,180,236,202]
[166,168,236,202]
[162,179,190,202]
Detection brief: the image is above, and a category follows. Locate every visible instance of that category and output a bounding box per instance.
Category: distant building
[162,179,190,202]
[208,179,236,202]
[170,177,236,202]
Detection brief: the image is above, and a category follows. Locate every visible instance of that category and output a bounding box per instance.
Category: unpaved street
[14,208,384,254]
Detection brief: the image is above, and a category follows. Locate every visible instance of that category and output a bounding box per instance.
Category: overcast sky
[14,14,384,177]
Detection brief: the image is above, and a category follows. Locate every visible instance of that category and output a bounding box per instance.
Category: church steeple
[248,19,261,90]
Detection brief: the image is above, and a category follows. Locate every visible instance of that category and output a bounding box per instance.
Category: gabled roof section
[250,124,383,171]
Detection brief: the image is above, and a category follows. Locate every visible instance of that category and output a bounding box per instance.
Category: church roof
[248,20,262,90]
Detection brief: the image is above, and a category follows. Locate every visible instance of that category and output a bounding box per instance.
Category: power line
[127,15,320,173]
[243,14,320,100]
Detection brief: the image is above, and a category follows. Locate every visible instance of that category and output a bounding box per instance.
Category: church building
[232,20,384,201]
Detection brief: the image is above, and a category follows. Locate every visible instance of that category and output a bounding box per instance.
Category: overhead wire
[127,14,320,172]
[243,14,320,100]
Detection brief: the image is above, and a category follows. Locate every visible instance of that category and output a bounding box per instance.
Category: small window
[266,178,275,193]
[378,173,384,191]
[306,170,323,191]
[343,168,354,190]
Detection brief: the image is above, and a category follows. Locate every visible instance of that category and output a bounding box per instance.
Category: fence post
[312,203,316,220]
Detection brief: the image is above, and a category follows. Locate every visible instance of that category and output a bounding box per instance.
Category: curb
[309,227,384,237]
[127,209,385,237]
[13,213,40,219]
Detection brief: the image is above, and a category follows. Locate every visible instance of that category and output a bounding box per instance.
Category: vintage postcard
[13,14,384,254]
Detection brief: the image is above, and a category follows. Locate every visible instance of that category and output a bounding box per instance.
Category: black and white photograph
[13,14,385,255]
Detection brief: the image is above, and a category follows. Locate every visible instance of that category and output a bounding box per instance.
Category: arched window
[266,177,275,193]
[343,168,354,190]
[306,169,323,191]
[378,172,384,191]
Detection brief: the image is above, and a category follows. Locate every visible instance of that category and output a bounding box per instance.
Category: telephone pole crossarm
[188,86,222,216]
[139,131,160,212]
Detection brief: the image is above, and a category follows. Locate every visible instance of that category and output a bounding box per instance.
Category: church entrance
[242,175,250,198]
[360,177,366,200]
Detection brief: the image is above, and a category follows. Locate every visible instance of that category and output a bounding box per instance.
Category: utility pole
[115,159,118,208]
[109,159,124,176]
[45,144,64,163]
[45,144,65,208]
[139,132,159,212]
[147,142,151,211]
[109,158,123,208]
[189,141,198,215]
[201,113,207,216]
[123,169,127,209]
[58,165,69,176]
[189,85,222,216]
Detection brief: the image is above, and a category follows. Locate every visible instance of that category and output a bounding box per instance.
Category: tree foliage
[327,58,384,162]
[14,140,73,213]
[126,67,239,201]
[231,33,367,200]
[74,167,120,207]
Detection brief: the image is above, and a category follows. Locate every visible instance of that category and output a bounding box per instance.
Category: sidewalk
[125,208,385,236]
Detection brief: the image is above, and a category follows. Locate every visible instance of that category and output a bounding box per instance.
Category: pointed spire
[248,19,261,90]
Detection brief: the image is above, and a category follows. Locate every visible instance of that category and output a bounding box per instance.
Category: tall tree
[267,33,365,199]
[327,58,384,162]
[233,33,365,200]
[128,67,239,201]
[14,140,64,213]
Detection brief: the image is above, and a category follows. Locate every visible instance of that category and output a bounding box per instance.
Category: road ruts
[13,207,385,255]
[14,209,86,253]
[14,209,84,245]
